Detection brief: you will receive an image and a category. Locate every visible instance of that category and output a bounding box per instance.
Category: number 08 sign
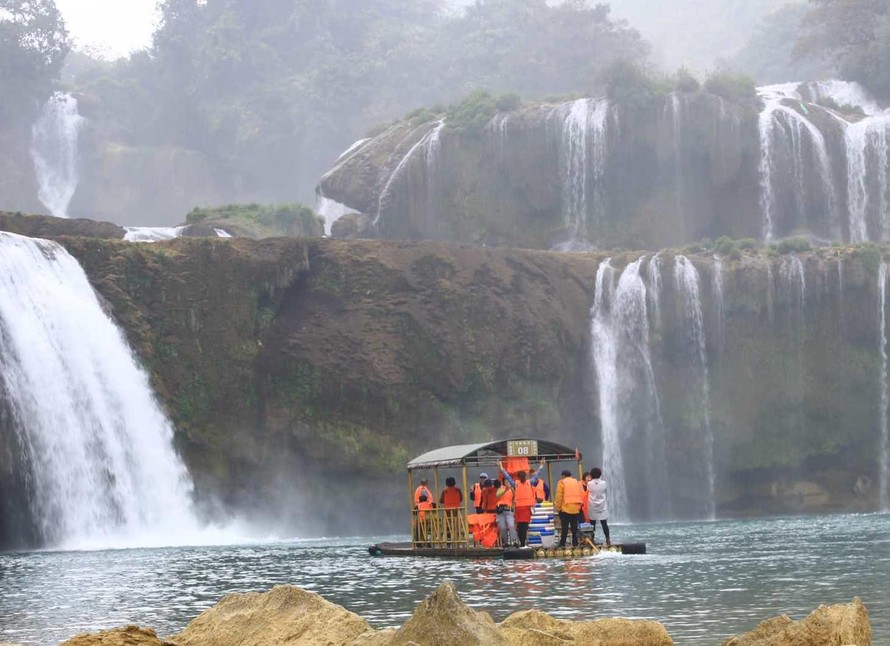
[507,440,538,457]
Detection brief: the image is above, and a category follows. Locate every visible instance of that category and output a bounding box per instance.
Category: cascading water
[712,257,726,356]
[591,257,669,521]
[880,263,889,511]
[846,115,890,242]
[673,256,716,519]
[30,92,84,218]
[757,84,839,242]
[316,196,351,234]
[664,93,686,220]
[0,232,204,549]
[648,254,663,332]
[375,120,445,228]
[555,99,608,250]
[123,226,186,242]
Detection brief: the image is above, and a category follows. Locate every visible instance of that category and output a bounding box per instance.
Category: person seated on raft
[498,459,545,547]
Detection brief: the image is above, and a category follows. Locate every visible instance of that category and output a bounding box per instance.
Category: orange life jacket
[482,486,499,512]
[416,498,433,521]
[414,485,432,506]
[497,483,514,508]
[442,486,462,509]
[472,482,483,504]
[514,480,537,508]
[563,477,583,505]
[533,479,546,501]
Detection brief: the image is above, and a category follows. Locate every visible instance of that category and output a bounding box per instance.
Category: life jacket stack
[526,501,556,548]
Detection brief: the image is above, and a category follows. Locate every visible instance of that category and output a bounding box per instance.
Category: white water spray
[123,226,186,242]
[375,121,445,227]
[556,99,608,250]
[880,263,889,511]
[846,116,890,241]
[30,93,84,218]
[674,255,716,519]
[591,257,670,520]
[0,232,206,549]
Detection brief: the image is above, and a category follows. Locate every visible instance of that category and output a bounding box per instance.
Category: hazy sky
[56,0,158,58]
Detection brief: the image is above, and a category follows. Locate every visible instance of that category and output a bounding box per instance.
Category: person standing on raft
[587,467,611,546]
[556,470,584,548]
[499,461,544,547]
[470,472,488,514]
[494,476,519,547]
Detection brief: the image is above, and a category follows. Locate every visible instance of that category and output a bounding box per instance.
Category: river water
[1,513,887,645]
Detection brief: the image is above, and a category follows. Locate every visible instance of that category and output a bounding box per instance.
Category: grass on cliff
[186,203,324,238]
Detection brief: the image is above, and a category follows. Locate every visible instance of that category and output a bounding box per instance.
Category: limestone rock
[721,597,871,646]
[172,584,373,646]
[0,211,125,239]
[500,609,673,645]
[330,212,371,239]
[58,626,174,646]
[386,581,506,646]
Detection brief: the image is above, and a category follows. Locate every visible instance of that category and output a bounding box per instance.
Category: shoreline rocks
[56,583,872,646]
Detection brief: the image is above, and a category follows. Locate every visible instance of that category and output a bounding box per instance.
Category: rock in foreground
[722,596,871,646]
[172,585,373,646]
[53,582,872,646]
[59,626,175,646]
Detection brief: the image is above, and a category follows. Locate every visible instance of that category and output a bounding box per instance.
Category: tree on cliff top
[0,0,69,123]
[797,0,890,98]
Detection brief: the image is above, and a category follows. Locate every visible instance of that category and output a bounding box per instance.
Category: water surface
[1,514,887,645]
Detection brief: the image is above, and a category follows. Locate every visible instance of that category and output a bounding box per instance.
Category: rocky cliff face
[1,218,888,540]
[319,81,890,251]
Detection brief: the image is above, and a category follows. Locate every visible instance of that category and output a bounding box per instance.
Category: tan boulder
[722,597,871,646]
[172,584,373,646]
[384,581,506,646]
[500,609,673,645]
[58,626,175,646]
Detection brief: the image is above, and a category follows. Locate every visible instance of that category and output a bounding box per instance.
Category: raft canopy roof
[406,439,579,471]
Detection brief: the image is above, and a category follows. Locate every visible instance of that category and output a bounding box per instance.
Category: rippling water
[1,514,888,645]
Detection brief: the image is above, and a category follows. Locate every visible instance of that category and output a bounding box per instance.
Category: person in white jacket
[587,467,611,546]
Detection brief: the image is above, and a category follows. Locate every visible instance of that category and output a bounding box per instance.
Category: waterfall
[375,120,445,228]
[664,93,686,220]
[712,257,726,355]
[648,254,663,332]
[0,232,203,549]
[758,84,839,241]
[124,226,186,242]
[880,263,889,511]
[316,196,351,234]
[846,116,890,242]
[555,99,608,250]
[30,92,85,219]
[591,257,669,521]
[673,255,716,519]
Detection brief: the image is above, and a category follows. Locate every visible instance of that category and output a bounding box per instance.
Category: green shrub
[704,73,758,106]
[185,203,323,237]
[600,60,667,110]
[776,237,811,254]
[494,92,522,111]
[673,68,701,93]
[446,90,497,134]
[715,236,739,257]
[737,238,759,250]
[406,107,439,127]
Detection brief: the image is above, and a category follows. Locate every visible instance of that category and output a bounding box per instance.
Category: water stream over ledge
[2,514,888,646]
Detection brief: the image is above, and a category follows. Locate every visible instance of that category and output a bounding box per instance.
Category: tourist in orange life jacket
[499,462,537,547]
[414,478,433,507]
[555,470,584,548]
[413,478,434,544]
[439,477,463,509]
[528,460,549,501]
[469,472,488,513]
[494,476,519,547]
[481,478,500,513]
